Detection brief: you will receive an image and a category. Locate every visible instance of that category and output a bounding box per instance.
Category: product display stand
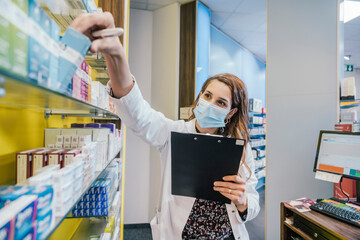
[248,109,266,190]
[45,155,120,239]
[0,0,129,239]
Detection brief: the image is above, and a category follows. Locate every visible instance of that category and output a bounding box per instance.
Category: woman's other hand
[70,12,124,57]
[213,175,248,212]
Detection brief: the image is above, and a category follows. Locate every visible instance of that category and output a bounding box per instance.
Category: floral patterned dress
[181,198,233,240]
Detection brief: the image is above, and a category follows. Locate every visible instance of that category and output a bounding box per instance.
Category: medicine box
[63,135,72,145]
[48,149,65,168]
[58,27,91,95]
[79,135,92,146]
[32,149,53,175]
[71,123,86,128]
[101,123,116,134]
[86,123,101,128]
[72,70,82,100]
[38,9,52,86]
[36,209,53,239]
[64,149,81,166]
[16,148,46,183]
[92,128,110,141]
[0,15,11,72]
[27,0,42,82]
[0,208,12,240]
[0,186,33,208]
[31,186,53,215]
[249,98,262,113]
[48,20,60,90]
[11,0,28,78]
[52,166,74,187]
[45,128,62,147]
[62,128,78,136]
[10,195,37,240]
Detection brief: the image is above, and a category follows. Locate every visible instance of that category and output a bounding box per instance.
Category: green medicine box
[0,16,12,71]
[11,0,28,78]
[11,25,28,78]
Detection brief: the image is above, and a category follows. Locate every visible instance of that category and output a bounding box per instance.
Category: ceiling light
[344,55,351,61]
[343,1,360,23]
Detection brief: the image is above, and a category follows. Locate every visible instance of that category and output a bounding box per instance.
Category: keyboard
[310,198,360,228]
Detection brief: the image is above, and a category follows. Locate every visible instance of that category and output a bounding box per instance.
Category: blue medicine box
[48,20,60,90]
[36,209,53,239]
[38,9,52,87]
[58,27,91,95]
[27,0,42,83]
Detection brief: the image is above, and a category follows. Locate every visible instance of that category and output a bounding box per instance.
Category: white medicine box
[249,98,262,113]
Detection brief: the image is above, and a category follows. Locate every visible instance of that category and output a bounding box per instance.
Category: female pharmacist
[71,12,260,240]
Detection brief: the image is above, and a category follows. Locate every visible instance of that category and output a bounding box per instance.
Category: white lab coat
[110,81,260,240]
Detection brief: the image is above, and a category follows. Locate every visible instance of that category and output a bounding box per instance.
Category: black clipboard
[171,131,245,204]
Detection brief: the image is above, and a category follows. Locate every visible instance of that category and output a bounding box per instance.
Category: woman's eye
[204,94,210,99]
[218,101,226,107]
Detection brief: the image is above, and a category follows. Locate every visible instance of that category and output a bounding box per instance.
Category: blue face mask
[193,98,231,128]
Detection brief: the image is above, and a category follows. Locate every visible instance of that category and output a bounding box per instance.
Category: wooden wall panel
[98,0,125,44]
[179,1,196,116]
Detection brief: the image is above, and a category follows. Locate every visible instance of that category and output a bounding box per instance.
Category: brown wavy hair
[188,73,251,178]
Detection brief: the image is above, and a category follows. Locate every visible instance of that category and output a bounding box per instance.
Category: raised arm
[70,12,178,149]
[70,12,133,98]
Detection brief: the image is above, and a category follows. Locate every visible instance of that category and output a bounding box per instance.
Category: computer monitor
[314,130,360,203]
[314,130,360,180]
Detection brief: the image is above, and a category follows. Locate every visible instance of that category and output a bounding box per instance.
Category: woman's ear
[227,108,238,120]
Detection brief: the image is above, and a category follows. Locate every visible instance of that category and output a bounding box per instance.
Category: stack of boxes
[72,62,93,103]
[0,0,92,94]
[0,1,118,115]
[25,154,88,217]
[72,160,120,217]
[72,179,112,217]
[92,81,110,110]
[0,0,28,77]
[16,124,121,185]
[52,165,77,216]
[248,98,266,189]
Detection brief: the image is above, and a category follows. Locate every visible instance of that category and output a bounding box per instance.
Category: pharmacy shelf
[44,153,121,239]
[251,145,266,149]
[67,178,122,219]
[0,69,119,119]
[249,123,264,128]
[340,100,359,109]
[71,217,108,239]
[41,0,98,33]
[250,134,266,138]
[249,112,266,116]
[85,53,110,82]
[71,215,121,240]
[256,176,266,190]
[86,53,108,69]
